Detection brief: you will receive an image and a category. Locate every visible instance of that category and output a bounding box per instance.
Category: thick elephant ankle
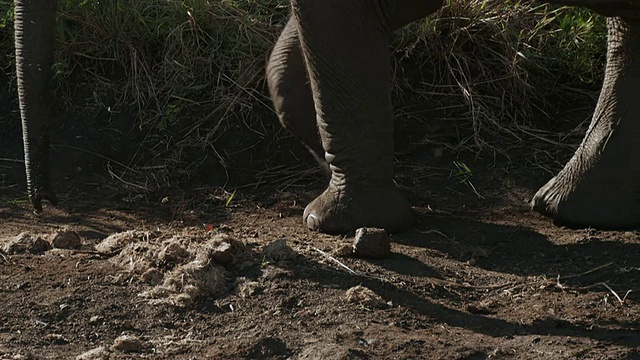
[531,173,640,229]
[303,184,415,234]
[531,17,640,229]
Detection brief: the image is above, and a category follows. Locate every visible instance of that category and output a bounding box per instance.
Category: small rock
[88,315,103,325]
[352,228,391,259]
[121,320,134,330]
[140,268,163,285]
[16,282,30,290]
[2,232,50,254]
[44,333,69,345]
[51,230,82,249]
[112,335,143,353]
[345,285,387,308]
[76,346,111,360]
[263,239,296,261]
[56,303,71,320]
[31,237,51,253]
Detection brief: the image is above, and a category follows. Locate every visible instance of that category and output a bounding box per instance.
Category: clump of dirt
[94,230,156,254]
[1,228,253,307]
[140,254,227,306]
[50,229,82,249]
[1,232,50,254]
[76,346,110,360]
[345,285,389,309]
[262,238,296,261]
[104,230,250,306]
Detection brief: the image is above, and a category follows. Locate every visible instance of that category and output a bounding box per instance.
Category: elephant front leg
[267,2,443,174]
[14,0,58,211]
[532,16,640,228]
[291,0,416,234]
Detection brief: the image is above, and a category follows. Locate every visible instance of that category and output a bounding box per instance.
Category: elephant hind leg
[532,17,640,229]
[266,16,327,172]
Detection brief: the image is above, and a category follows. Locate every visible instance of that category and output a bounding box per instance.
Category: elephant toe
[304,212,321,231]
[30,187,58,212]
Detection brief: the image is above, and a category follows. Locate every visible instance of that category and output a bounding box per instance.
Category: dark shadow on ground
[284,251,640,349]
[393,214,639,296]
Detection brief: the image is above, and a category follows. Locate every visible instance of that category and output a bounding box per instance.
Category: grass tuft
[0,0,606,182]
[392,1,605,156]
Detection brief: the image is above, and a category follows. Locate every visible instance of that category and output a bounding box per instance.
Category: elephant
[266,0,640,234]
[13,0,58,211]
[13,0,640,235]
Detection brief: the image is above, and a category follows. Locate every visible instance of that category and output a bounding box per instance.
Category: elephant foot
[532,16,640,229]
[30,184,58,212]
[304,183,415,234]
[531,166,640,229]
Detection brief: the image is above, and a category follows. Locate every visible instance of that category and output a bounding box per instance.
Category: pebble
[76,346,110,360]
[263,239,296,261]
[121,320,134,330]
[352,227,391,259]
[51,230,82,249]
[112,335,143,353]
[88,315,103,325]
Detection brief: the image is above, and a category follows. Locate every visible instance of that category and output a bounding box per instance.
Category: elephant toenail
[305,213,320,230]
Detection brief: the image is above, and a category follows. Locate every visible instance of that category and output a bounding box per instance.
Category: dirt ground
[1,136,639,359]
[1,70,639,359]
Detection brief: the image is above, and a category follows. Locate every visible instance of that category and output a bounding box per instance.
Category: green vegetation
[0,0,606,175]
[395,2,605,149]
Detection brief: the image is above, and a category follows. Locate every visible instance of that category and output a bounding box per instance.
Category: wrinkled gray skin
[267,1,640,233]
[531,15,640,228]
[15,1,640,234]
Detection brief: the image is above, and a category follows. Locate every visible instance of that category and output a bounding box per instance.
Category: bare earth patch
[1,152,639,359]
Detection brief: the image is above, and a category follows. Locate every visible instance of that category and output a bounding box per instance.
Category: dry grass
[0,0,606,180]
[392,2,605,157]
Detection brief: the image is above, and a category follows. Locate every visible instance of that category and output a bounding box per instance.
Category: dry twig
[313,247,358,276]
